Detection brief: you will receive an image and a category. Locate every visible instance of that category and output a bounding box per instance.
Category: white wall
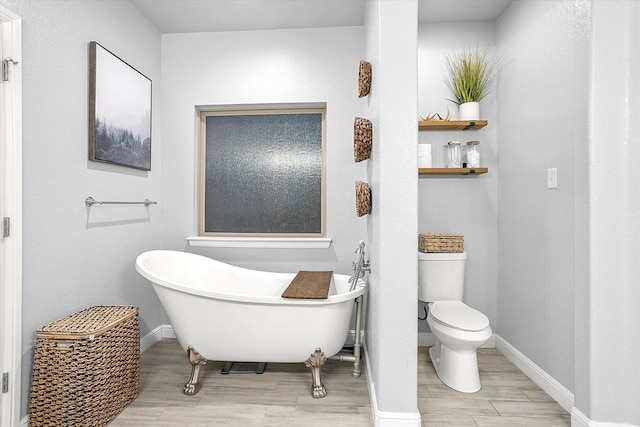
[417,22,498,334]
[364,1,420,424]
[0,0,164,418]
[579,1,640,424]
[160,27,367,274]
[496,0,588,397]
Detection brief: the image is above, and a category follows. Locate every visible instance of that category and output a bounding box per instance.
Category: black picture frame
[89,41,152,170]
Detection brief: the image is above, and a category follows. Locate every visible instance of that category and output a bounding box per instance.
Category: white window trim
[186,236,332,249]
[193,103,329,248]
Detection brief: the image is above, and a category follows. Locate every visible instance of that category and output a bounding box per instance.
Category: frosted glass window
[198,106,326,237]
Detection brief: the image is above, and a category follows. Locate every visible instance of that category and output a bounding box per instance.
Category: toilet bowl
[418,251,492,393]
[426,301,491,393]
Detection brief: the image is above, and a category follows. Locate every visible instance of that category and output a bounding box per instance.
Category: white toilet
[418,251,491,393]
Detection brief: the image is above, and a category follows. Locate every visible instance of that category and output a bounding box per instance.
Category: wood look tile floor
[110,339,372,426]
[418,346,570,426]
[111,339,570,426]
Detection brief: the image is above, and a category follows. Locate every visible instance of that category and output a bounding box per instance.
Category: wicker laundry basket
[29,306,140,427]
[419,233,464,253]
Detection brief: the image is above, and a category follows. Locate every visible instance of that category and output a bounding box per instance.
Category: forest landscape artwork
[89,41,151,170]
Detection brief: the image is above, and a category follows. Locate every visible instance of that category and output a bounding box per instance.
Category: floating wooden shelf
[419,168,488,176]
[418,120,488,131]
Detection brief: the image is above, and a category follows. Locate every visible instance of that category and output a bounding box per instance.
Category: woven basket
[354,117,372,162]
[356,181,371,217]
[358,60,371,98]
[419,233,464,253]
[29,306,140,427]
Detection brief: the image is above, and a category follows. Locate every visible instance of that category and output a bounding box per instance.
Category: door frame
[0,5,22,427]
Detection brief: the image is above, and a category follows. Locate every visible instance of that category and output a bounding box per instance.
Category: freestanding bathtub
[135,250,367,398]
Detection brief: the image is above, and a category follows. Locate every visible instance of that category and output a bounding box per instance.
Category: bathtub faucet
[349,240,370,291]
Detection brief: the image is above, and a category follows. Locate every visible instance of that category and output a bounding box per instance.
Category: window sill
[186,236,333,249]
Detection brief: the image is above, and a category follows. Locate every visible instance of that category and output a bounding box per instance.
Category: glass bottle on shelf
[447,141,461,168]
[466,140,480,168]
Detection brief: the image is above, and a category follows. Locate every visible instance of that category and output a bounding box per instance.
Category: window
[197,104,326,239]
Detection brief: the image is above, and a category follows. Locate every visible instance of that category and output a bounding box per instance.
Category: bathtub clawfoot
[183,346,207,396]
[305,348,327,398]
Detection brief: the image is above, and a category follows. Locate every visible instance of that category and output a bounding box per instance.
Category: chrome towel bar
[85,196,157,208]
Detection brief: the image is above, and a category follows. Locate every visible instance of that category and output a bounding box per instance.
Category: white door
[0,6,22,427]
[0,23,3,426]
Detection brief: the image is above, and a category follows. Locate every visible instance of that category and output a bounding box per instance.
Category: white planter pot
[459,102,480,120]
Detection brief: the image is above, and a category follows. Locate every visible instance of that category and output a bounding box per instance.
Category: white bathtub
[135,250,367,396]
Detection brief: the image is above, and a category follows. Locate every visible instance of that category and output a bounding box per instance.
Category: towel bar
[85,197,157,207]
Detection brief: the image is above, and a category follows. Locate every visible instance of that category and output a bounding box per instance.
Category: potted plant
[445,47,498,120]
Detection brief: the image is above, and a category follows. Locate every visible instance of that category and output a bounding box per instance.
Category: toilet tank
[418,251,466,302]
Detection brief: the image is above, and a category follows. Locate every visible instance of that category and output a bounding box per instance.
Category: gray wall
[159,27,367,272]
[581,1,640,424]
[0,0,165,417]
[363,0,419,420]
[417,21,498,335]
[496,0,588,395]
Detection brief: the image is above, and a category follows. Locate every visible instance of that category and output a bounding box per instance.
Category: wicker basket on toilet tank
[419,233,464,253]
[29,306,140,427]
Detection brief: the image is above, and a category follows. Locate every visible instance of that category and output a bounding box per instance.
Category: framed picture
[89,41,152,170]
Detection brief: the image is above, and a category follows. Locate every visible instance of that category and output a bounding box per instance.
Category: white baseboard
[142,325,361,353]
[421,333,575,415]
[495,335,574,412]
[140,324,175,353]
[363,344,421,427]
[28,325,625,427]
[571,407,638,427]
[418,331,496,349]
[162,324,176,339]
[572,408,594,427]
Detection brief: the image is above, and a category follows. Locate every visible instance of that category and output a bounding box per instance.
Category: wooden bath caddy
[282,271,333,299]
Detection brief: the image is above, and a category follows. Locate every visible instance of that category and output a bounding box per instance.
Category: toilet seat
[429,301,489,332]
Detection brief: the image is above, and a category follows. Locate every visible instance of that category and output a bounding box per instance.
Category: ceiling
[130,0,513,34]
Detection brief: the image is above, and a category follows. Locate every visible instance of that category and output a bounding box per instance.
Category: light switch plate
[547,168,558,189]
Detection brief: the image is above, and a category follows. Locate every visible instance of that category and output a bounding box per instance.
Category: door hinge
[3,217,10,238]
[2,58,19,82]
[2,372,8,393]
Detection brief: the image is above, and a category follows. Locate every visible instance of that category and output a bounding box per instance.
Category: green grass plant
[445,47,497,105]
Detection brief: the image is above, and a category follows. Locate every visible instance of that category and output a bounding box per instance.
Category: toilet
[418,251,491,393]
